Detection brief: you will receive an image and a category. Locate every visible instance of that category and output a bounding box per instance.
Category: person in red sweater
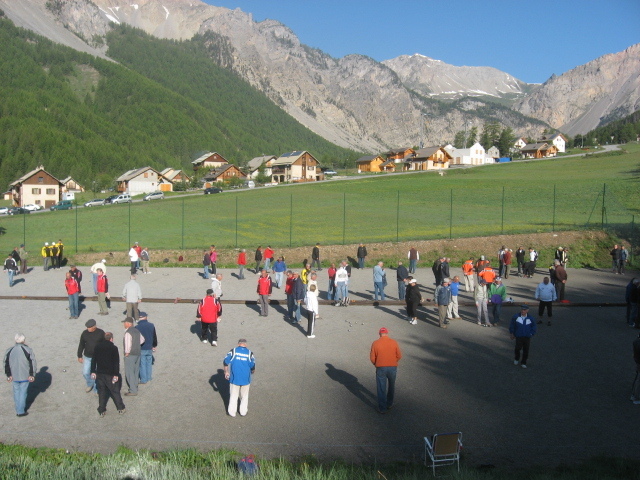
[198,289,222,346]
[370,327,402,414]
[237,249,247,280]
[257,270,273,317]
[327,263,337,301]
[96,268,109,316]
[263,246,274,272]
[65,272,80,319]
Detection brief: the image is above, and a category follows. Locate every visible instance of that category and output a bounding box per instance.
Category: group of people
[611,244,630,274]
[128,242,151,275]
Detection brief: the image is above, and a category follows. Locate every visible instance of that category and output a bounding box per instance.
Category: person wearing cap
[257,270,273,317]
[91,259,107,295]
[122,317,145,396]
[4,333,37,417]
[509,305,537,368]
[475,256,490,282]
[370,327,402,414]
[631,333,640,405]
[434,278,452,328]
[122,275,142,321]
[77,319,105,393]
[96,268,109,315]
[474,278,491,326]
[396,261,409,300]
[135,312,157,384]
[479,262,496,286]
[224,338,256,417]
[50,241,60,270]
[405,277,422,325]
[198,289,222,346]
[55,239,64,269]
[64,271,80,319]
[90,332,126,416]
[488,277,507,325]
[535,276,557,326]
[18,244,28,274]
[41,242,51,271]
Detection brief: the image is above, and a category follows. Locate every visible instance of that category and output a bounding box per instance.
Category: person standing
[488,277,507,325]
[4,334,36,417]
[202,249,212,280]
[128,244,139,275]
[497,246,507,278]
[90,332,126,416]
[273,257,287,288]
[509,305,537,368]
[301,263,311,285]
[370,327,402,414]
[610,244,621,273]
[554,260,567,301]
[209,245,218,276]
[357,243,368,269]
[535,276,557,326]
[555,247,567,267]
[77,319,104,394]
[305,284,319,338]
[65,271,80,319]
[515,246,526,277]
[396,261,409,300]
[627,279,639,328]
[435,278,452,329]
[503,248,512,279]
[285,271,295,321]
[479,262,496,286]
[439,258,451,283]
[334,262,349,305]
[122,275,142,321]
[237,249,246,280]
[50,241,60,270]
[526,248,538,278]
[56,239,64,269]
[263,246,274,272]
[373,261,386,301]
[620,246,629,275]
[631,333,640,405]
[447,276,462,321]
[254,246,263,273]
[462,257,475,292]
[69,264,83,293]
[224,339,256,417]
[405,277,422,325]
[41,242,50,271]
[474,278,490,326]
[407,247,419,274]
[140,247,151,274]
[135,312,157,384]
[311,243,321,271]
[4,253,18,287]
[257,270,273,317]
[198,289,222,346]
[327,263,337,301]
[96,268,109,315]
[122,317,144,396]
[432,257,443,287]
[90,259,106,295]
[211,273,223,299]
[18,244,28,274]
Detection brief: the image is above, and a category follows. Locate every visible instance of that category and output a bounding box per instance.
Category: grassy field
[0,445,638,480]
[1,145,638,253]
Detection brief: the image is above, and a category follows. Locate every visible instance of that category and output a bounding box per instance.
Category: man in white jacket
[305,284,319,338]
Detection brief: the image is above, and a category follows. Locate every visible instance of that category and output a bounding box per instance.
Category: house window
[35,200,41,205]
[46,188,56,195]
[38,177,44,183]
[32,188,41,194]
[144,172,148,178]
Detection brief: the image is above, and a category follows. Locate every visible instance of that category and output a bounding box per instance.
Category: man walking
[373,261,386,301]
[509,305,537,368]
[407,247,419,274]
[135,312,157,384]
[257,270,273,317]
[4,253,18,288]
[90,332,126,416]
[77,319,105,394]
[122,317,144,396]
[211,273,223,299]
[224,338,256,417]
[535,276,557,326]
[198,289,222,346]
[96,268,109,315]
[488,277,507,325]
[396,261,408,300]
[273,257,287,288]
[434,278,452,329]
[311,243,321,270]
[4,334,36,417]
[64,271,81,319]
[357,243,368,269]
[122,275,142,321]
[370,327,402,414]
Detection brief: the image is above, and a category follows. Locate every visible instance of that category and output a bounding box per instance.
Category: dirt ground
[0,259,638,468]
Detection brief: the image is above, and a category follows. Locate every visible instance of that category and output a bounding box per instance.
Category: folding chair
[424,432,462,475]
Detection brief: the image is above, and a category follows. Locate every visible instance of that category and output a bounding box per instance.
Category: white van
[245,180,256,189]
[112,193,132,204]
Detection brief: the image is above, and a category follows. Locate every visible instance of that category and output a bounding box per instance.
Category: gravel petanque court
[0,264,638,468]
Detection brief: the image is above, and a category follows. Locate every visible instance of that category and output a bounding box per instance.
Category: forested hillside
[0,18,357,190]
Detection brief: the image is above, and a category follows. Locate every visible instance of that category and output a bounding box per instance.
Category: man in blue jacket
[224,339,256,417]
[509,305,537,368]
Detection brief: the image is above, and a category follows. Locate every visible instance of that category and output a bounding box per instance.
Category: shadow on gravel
[209,369,229,411]
[325,363,376,409]
[26,366,52,411]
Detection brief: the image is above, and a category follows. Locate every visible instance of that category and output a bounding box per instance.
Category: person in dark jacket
[77,319,105,394]
[292,272,306,323]
[627,279,639,328]
[357,243,368,269]
[631,334,640,404]
[136,312,158,384]
[509,305,537,368]
[515,247,526,276]
[311,243,321,270]
[202,249,211,280]
[90,332,125,416]
[254,246,263,273]
[396,261,409,300]
[432,257,443,286]
[405,278,422,325]
[4,333,36,416]
[554,260,568,301]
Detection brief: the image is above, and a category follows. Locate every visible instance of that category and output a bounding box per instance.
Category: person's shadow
[26,366,52,411]
[325,363,376,408]
[209,369,230,412]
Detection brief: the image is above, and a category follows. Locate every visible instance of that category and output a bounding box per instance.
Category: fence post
[632,215,636,267]
[501,186,505,235]
[75,199,78,253]
[342,192,346,245]
[396,190,400,243]
[23,207,26,248]
[289,194,293,247]
[235,196,238,248]
[128,200,131,250]
[601,183,606,229]
[181,197,185,250]
[552,184,556,232]
[449,188,453,239]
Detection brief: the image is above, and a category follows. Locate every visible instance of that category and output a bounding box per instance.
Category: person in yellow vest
[41,242,51,271]
[56,239,64,269]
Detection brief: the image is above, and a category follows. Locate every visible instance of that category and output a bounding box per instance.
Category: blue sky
[204,0,639,84]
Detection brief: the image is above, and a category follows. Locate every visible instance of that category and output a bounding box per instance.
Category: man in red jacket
[237,249,247,280]
[65,272,80,319]
[198,289,222,346]
[370,327,402,414]
[257,270,273,317]
[96,268,109,316]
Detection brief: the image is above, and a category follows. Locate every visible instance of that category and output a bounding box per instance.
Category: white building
[116,167,173,196]
[450,142,486,165]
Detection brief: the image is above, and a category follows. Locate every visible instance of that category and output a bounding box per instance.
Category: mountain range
[1,0,639,153]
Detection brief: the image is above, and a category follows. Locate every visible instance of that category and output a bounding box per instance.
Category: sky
[204,0,640,84]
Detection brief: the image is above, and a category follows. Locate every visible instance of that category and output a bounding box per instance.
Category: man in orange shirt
[370,327,402,414]
[462,257,475,292]
[479,263,496,286]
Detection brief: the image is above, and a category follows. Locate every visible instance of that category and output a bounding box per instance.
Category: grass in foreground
[0,445,638,480]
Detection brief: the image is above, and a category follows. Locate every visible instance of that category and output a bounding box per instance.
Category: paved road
[0,263,637,468]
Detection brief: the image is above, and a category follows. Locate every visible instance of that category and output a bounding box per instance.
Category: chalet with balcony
[161,168,191,184]
[202,164,247,187]
[403,147,451,171]
[520,142,558,159]
[247,155,277,179]
[385,148,416,163]
[191,152,229,171]
[541,133,567,153]
[271,151,319,183]
[9,165,64,208]
[356,155,385,173]
[61,176,85,193]
[117,167,173,195]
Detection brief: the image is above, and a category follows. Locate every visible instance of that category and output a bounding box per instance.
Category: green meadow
[1,145,639,253]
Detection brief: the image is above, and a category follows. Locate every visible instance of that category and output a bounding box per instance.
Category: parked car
[104,195,119,204]
[50,200,74,211]
[0,207,9,215]
[23,204,43,211]
[111,193,132,204]
[143,191,164,201]
[323,170,338,176]
[84,198,105,207]
[204,187,223,194]
[9,207,30,215]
